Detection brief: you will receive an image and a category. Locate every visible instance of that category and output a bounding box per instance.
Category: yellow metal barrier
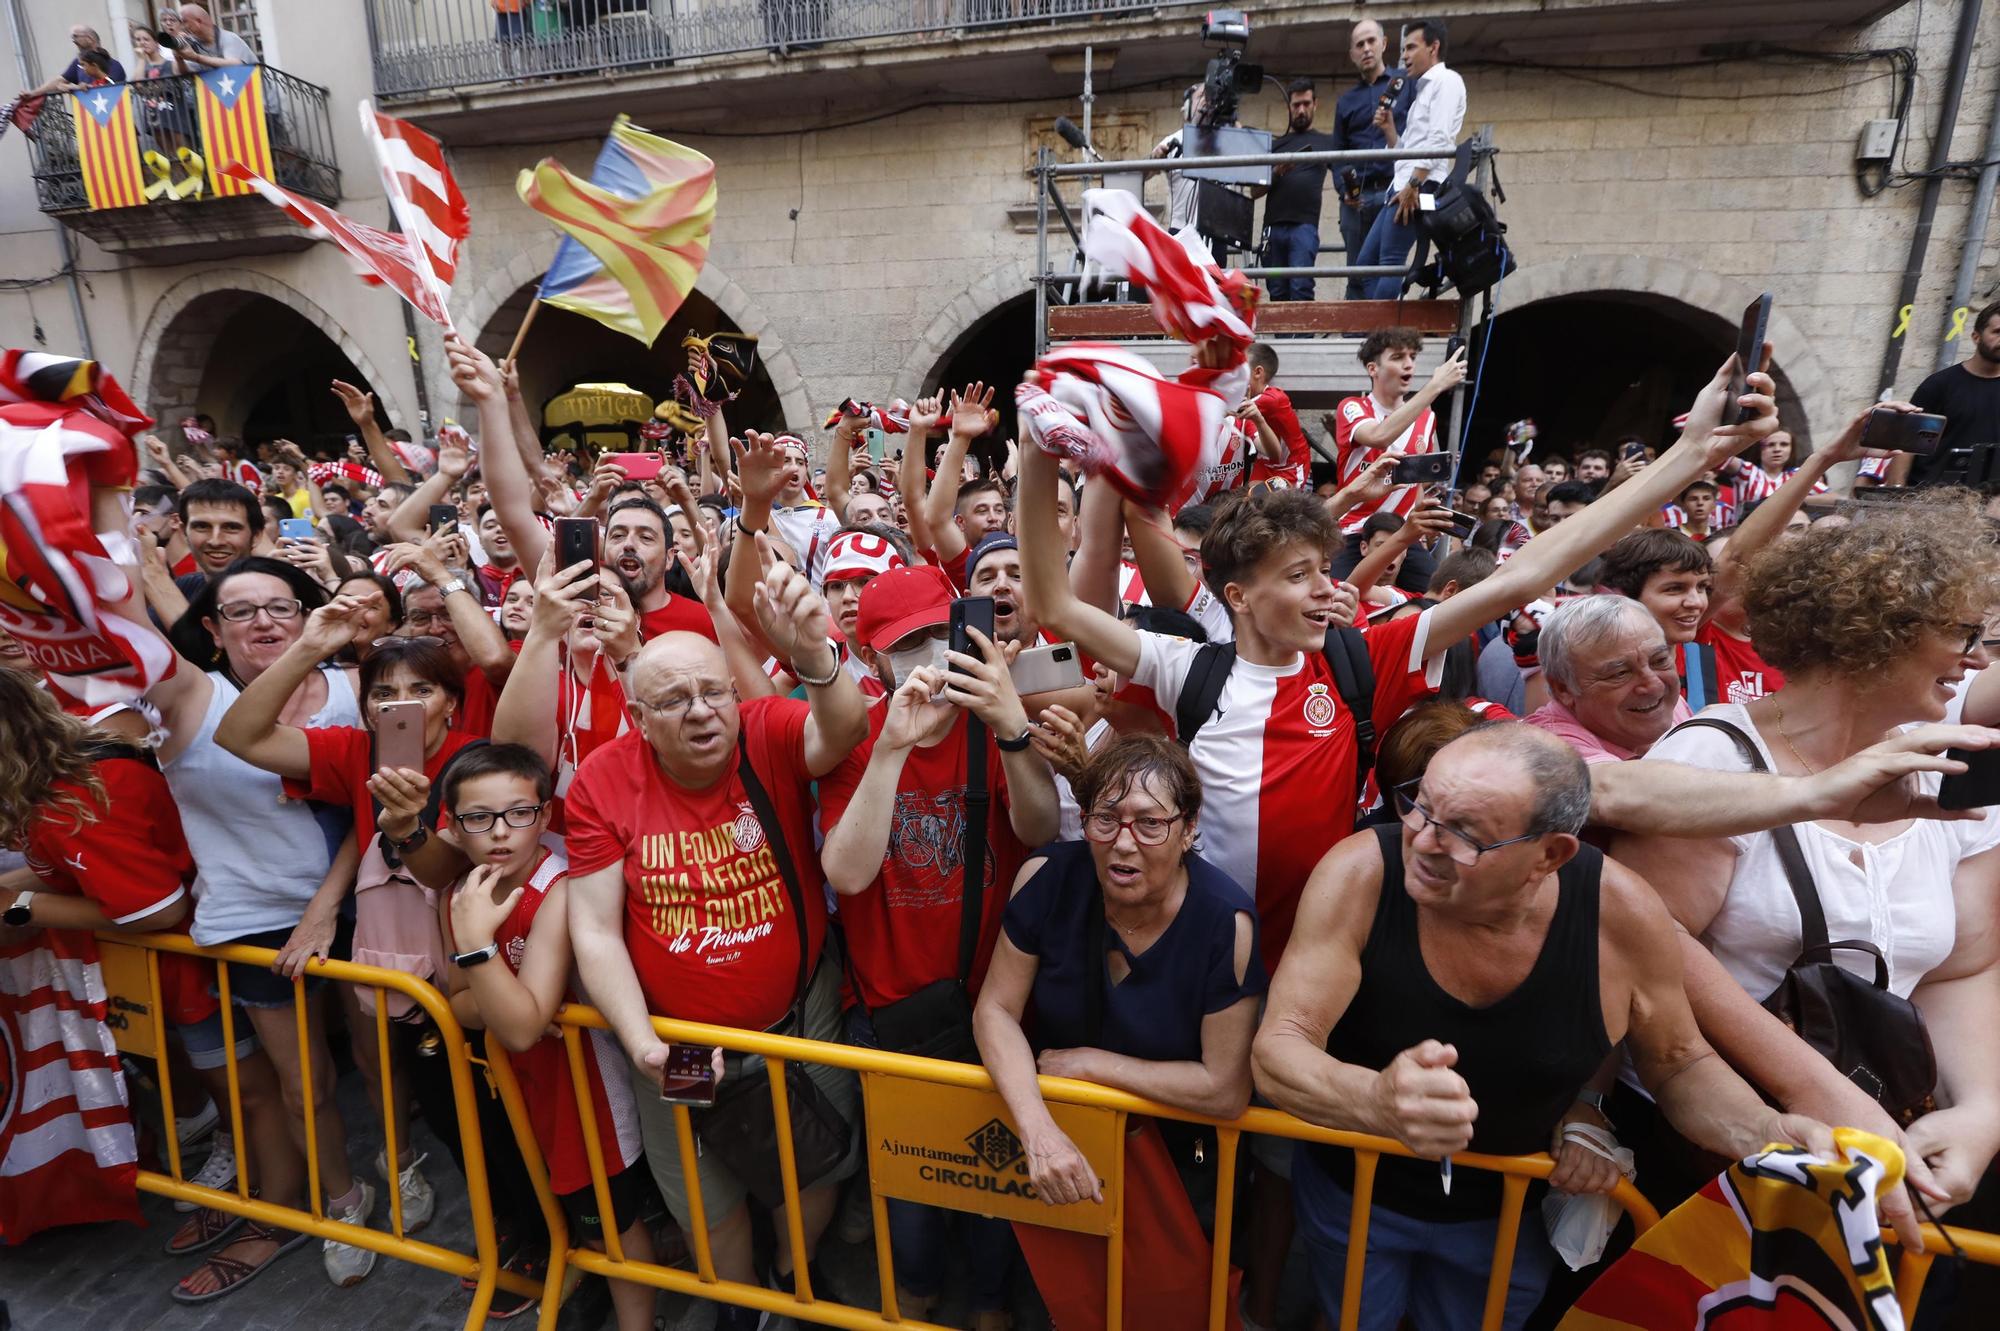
[96,931,556,1329]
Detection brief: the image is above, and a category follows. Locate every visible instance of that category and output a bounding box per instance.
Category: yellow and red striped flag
[193,66,273,198]
[516,116,715,346]
[70,85,145,210]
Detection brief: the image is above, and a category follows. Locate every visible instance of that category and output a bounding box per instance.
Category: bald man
[1330,20,1404,298]
[563,553,866,1315]
[1253,722,1834,1331]
[174,4,253,68]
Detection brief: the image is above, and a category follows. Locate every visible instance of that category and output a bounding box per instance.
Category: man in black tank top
[1251,723,1834,1330]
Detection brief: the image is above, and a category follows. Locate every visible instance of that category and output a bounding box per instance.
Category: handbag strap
[1667,717,1830,950]
[736,729,811,1022]
[959,709,991,984]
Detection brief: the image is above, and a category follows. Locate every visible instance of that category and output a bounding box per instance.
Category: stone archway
[453,233,811,432]
[1494,255,1833,446]
[891,256,1036,405]
[133,269,397,437]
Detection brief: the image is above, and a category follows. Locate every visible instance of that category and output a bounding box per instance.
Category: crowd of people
[8,290,2000,1331]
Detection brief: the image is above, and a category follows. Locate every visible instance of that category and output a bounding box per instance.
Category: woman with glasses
[1617,491,2000,1215]
[109,556,376,1298]
[975,734,1263,1316]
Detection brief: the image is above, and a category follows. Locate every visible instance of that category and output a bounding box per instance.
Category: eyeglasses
[1082,811,1184,846]
[452,803,546,834]
[403,611,452,629]
[1947,622,1983,655]
[371,635,444,651]
[635,685,738,718]
[1393,781,1543,866]
[216,598,302,623]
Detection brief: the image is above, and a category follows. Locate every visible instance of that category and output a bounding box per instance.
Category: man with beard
[605,496,716,643]
[1903,297,2000,486]
[1256,79,1337,302]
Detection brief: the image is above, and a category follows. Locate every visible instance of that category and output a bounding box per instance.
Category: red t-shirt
[283,726,479,852]
[24,759,215,1025]
[171,552,198,578]
[563,697,828,1030]
[1249,385,1311,487]
[1692,622,1786,705]
[452,666,500,738]
[639,596,719,644]
[1332,392,1439,533]
[817,706,1023,1012]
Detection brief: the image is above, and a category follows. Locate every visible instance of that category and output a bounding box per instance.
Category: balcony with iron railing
[26,65,341,264]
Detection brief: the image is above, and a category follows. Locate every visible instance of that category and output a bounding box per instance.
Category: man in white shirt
[1354,19,1467,299]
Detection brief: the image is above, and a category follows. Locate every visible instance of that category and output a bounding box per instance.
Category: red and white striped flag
[1080,188,1261,359]
[226,164,452,326]
[308,459,384,489]
[361,103,469,331]
[0,928,141,1243]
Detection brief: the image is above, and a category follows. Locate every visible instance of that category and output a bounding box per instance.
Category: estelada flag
[194,65,274,198]
[1560,1129,1906,1331]
[0,927,141,1243]
[70,84,145,210]
[517,115,716,346]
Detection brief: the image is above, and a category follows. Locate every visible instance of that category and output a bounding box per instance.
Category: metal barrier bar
[1481,1175,1530,1331]
[1106,1112,1125,1331]
[214,955,251,1202]
[143,947,185,1186]
[296,976,322,1221]
[1338,1151,1378,1331]
[375,988,405,1238]
[479,1039,574,1331]
[769,1056,816,1302]
[1206,1126,1242,1331]
[1044,146,1466,178]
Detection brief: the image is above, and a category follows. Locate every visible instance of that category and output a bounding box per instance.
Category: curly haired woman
[1614,488,2000,1221]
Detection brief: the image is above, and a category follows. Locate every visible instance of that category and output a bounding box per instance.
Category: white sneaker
[175,1131,235,1212]
[375,1148,436,1234]
[176,1098,219,1148]
[322,1178,378,1286]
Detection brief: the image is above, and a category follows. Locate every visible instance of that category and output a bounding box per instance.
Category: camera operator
[1254,79,1336,301]
[1153,84,1221,234]
[1330,20,1406,299]
[1354,19,1466,300]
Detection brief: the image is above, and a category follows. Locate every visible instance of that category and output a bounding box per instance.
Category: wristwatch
[2,891,34,927]
[451,942,500,968]
[995,726,1034,752]
[1576,1089,1612,1116]
[387,824,429,856]
[435,577,468,599]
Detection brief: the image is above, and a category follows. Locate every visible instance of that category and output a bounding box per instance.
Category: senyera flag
[517,115,716,346]
[192,65,273,198]
[0,350,175,707]
[226,164,452,325]
[361,102,470,332]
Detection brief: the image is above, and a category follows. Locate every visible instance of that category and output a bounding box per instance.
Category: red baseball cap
[856,564,954,653]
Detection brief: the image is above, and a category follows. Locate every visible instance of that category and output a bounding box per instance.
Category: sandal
[163,1204,246,1256]
[171,1220,310,1304]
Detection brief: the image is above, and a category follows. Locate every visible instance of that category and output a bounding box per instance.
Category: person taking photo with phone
[1327,327,1467,590]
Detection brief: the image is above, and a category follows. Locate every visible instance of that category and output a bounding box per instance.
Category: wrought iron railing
[367,0,1199,99]
[25,65,339,215]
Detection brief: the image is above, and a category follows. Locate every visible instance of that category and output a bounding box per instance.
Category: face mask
[885,635,948,690]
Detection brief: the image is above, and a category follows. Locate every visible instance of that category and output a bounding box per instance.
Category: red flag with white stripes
[362,102,468,331]
[225,164,452,325]
[1080,188,1261,359]
[0,928,141,1242]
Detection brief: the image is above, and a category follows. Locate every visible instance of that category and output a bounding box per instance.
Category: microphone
[1054,115,1101,160]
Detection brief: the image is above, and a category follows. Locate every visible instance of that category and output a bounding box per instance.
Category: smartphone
[1391,452,1453,486]
[554,516,600,572]
[1860,408,1946,457]
[1444,334,1465,360]
[373,699,427,775]
[1010,641,1085,695]
[864,428,888,463]
[278,517,317,542]
[428,503,459,536]
[949,596,996,674]
[1728,293,1773,425]
[1443,510,1479,542]
[658,1043,719,1106]
[1939,747,2000,811]
[1620,439,1648,464]
[604,452,665,481]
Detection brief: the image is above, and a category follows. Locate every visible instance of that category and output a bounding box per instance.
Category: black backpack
[1173,626,1379,792]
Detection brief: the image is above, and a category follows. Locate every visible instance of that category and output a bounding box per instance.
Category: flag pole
[504,298,541,367]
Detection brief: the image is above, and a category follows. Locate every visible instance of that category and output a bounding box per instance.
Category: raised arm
[1348,348,1466,452]
[726,433,789,649]
[899,397,943,553]
[1347,499,1452,600]
[750,539,867,777]
[1019,437,1142,679]
[921,384,994,565]
[213,597,364,779]
[824,411,863,524]
[1068,476,1128,613]
[378,534,515,680]
[446,335,550,573]
[822,671,953,895]
[490,558,593,764]
[331,379,411,486]
[384,436,467,545]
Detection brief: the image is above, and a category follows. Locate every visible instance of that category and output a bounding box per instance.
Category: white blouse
[1642,703,2000,1001]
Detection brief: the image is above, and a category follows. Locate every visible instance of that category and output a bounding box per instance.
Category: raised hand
[1428,345,1469,394]
[1031,703,1093,783]
[732,432,789,506]
[449,864,522,952]
[437,432,472,481]
[299,594,368,659]
[592,575,641,665]
[751,534,836,671]
[907,394,944,436]
[330,379,377,430]
[949,383,997,439]
[879,666,957,752]
[941,626,1031,738]
[444,333,502,404]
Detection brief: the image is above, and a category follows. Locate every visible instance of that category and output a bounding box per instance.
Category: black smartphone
[428,504,458,536]
[1620,439,1648,464]
[1939,747,2000,811]
[1391,452,1453,486]
[1444,334,1465,360]
[1728,293,1773,425]
[1443,510,1478,542]
[1860,408,1946,457]
[554,516,599,572]
[949,595,996,673]
[658,1043,718,1106]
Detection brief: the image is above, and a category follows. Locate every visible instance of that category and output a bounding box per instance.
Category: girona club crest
[1302,682,1338,730]
[732,802,766,854]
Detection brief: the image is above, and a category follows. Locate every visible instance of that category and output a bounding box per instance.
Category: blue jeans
[845,1007,1017,1308]
[1338,195,1384,299]
[1293,1148,1557,1331]
[1355,187,1423,299]
[1263,221,1320,301]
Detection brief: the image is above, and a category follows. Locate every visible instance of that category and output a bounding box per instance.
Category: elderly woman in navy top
[974,733,1265,1206]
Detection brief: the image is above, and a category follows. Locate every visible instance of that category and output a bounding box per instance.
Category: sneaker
[322,1179,378,1287]
[177,1099,219,1148]
[375,1149,436,1234]
[176,1132,236,1212]
[485,1248,544,1321]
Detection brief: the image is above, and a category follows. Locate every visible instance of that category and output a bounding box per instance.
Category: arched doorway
[1461,292,1806,471]
[924,292,1035,447]
[477,285,783,444]
[140,287,384,450]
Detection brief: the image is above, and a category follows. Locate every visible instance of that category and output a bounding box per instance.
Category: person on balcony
[1352,19,1466,301]
[172,4,254,70]
[29,24,125,94]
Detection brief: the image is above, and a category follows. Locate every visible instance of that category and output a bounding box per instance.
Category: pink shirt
[1525,695,1692,766]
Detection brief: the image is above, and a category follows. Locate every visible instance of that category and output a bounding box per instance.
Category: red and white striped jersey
[1332,393,1438,534]
[1732,465,1826,505]
[1662,500,1735,532]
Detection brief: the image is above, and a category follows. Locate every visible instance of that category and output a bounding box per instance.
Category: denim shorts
[177,1006,260,1072]
[211,914,355,1009]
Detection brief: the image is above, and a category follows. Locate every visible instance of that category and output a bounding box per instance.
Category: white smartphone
[1010,642,1086,696]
